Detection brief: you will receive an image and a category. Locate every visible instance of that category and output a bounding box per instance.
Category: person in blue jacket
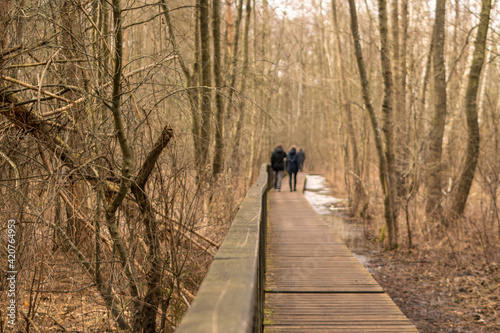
[297,148,306,171]
[286,145,300,191]
[270,143,287,191]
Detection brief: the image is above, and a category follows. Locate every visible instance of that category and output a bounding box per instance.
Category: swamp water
[303,174,377,265]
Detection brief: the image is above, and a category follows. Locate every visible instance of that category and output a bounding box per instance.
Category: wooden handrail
[175,163,271,332]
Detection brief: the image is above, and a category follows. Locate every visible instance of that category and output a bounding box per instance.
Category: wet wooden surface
[264,172,418,332]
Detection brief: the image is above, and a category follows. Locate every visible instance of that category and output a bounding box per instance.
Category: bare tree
[377,0,398,247]
[393,0,410,200]
[425,0,447,220]
[347,0,396,248]
[332,0,367,218]
[199,0,212,171]
[161,0,202,173]
[212,0,224,176]
[224,0,244,149]
[0,1,219,331]
[449,0,492,219]
[232,0,252,168]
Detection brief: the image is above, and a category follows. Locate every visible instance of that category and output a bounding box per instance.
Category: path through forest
[305,174,500,333]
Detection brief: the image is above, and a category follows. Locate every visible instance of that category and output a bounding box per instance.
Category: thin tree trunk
[0,0,9,50]
[425,0,447,220]
[450,0,492,219]
[418,23,435,149]
[391,0,401,136]
[393,0,409,198]
[246,0,258,185]
[347,0,394,248]
[192,0,202,166]
[332,0,365,217]
[232,0,251,169]
[61,1,86,245]
[98,0,110,85]
[161,0,201,167]
[107,1,141,330]
[377,0,398,248]
[212,0,224,176]
[132,125,174,332]
[492,80,500,234]
[199,0,212,170]
[225,0,234,57]
[477,45,491,124]
[225,0,244,136]
[400,0,412,247]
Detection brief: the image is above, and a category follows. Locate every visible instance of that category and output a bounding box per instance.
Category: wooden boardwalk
[264,172,418,332]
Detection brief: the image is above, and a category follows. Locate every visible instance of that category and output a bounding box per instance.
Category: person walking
[286,145,300,191]
[270,143,287,191]
[297,148,306,171]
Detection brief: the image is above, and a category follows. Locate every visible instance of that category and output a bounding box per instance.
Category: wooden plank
[264,326,419,333]
[176,164,270,333]
[264,172,418,332]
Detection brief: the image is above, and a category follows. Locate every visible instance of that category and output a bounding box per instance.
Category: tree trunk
[212,0,224,176]
[449,0,492,219]
[132,125,174,333]
[60,1,86,245]
[391,0,400,135]
[246,0,259,185]
[232,0,251,170]
[199,0,212,170]
[393,0,409,198]
[224,0,244,175]
[425,0,447,220]
[107,1,141,330]
[225,0,234,57]
[347,0,395,248]
[377,0,398,248]
[332,0,366,217]
[0,0,9,50]
[224,0,244,140]
[161,0,201,168]
[418,23,435,150]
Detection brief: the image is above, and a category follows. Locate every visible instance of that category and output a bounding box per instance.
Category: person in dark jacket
[286,145,300,191]
[297,148,306,171]
[270,144,287,191]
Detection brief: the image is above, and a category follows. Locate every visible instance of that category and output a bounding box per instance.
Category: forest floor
[324,172,500,332]
[365,245,500,332]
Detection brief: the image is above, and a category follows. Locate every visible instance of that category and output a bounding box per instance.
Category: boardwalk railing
[176,163,272,333]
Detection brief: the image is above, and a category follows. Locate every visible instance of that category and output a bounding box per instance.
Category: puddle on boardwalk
[304,174,377,263]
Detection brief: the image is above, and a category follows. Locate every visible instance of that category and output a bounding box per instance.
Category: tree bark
[391,0,400,125]
[449,0,492,219]
[225,0,234,57]
[232,0,251,168]
[377,0,398,248]
[131,125,174,333]
[60,1,86,245]
[107,1,141,330]
[212,0,224,176]
[199,0,212,170]
[161,0,201,168]
[425,0,447,220]
[0,0,9,50]
[225,0,244,168]
[332,0,366,217]
[393,0,409,198]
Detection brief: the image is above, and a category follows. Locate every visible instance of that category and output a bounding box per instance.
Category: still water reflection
[304,174,377,264]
